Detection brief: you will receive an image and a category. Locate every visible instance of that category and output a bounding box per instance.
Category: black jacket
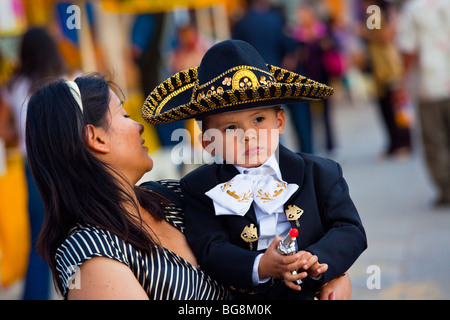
[181,144,367,299]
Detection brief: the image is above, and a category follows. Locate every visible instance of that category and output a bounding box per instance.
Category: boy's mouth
[244,146,262,157]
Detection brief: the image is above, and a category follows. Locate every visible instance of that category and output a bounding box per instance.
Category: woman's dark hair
[12,27,67,91]
[25,73,167,294]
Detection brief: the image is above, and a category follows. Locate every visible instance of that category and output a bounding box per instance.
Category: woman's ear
[85,124,110,154]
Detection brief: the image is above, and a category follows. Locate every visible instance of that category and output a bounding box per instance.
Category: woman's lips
[141,139,148,151]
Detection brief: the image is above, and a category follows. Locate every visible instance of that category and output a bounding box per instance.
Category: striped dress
[55,180,229,300]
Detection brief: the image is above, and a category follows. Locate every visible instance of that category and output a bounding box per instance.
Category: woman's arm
[318,272,352,300]
[67,257,149,300]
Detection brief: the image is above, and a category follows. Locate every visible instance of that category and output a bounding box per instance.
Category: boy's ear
[85,124,110,154]
[199,133,216,156]
[277,108,286,135]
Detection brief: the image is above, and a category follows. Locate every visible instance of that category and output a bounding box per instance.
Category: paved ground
[2,92,449,300]
[307,96,450,299]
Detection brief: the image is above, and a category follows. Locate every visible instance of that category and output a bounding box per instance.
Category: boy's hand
[258,237,308,291]
[297,251,328,278]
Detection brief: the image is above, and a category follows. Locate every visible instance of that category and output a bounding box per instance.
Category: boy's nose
[243,128,257,142]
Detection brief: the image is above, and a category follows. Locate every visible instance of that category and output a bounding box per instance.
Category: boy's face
[200,106,286,168]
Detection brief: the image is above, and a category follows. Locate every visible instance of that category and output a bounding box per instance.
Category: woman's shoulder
[55,224,130,296]
[62,223,111,241]
[58,225,128,267]
[56,224,129,265]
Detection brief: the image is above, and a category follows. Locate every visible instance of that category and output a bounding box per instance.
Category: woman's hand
[319,272,351,300]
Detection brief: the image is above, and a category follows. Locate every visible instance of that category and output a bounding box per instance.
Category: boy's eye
[225,125,237,131]
[254,116,264,123]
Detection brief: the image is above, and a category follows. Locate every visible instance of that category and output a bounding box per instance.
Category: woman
[26,73,350,299]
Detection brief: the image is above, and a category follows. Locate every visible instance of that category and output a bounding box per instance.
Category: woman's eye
[124,114,131,118]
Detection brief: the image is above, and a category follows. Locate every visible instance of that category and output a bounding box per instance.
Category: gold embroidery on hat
[167,80,175,92]
[145,86,328,124]
[198,65,273,90]
[143,64,335,124]
[259,76,267,85]
[232,69,259,90]
[286,72,296,83]
[274,84,282,98]
[228,91,238,104]
[155,82,196,115]
[241,224,258,250]
[286,85,292,97]
[239,89,249,101]
[222,77,232,86]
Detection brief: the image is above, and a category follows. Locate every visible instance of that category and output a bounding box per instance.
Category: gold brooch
[222,76,232,86]
[241,224,258,250]
[285,205,303,227]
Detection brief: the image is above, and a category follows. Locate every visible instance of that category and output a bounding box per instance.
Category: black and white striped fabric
[55,180,229,300]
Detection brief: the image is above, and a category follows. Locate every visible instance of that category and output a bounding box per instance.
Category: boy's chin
[235,155,269,168]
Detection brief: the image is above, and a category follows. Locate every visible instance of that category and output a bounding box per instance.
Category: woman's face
[102,90,153,183]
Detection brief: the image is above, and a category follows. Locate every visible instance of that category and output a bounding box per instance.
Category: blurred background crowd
[0,0,449,300]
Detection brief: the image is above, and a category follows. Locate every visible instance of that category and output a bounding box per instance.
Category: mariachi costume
[142,40,367,299]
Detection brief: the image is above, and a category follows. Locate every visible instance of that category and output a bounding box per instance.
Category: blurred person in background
[0,49,30,291]
[233,0,316,154]
[396,0,450,207]
[232,0,290,67]
[1,27,68,299]
[131,13,185,179]
[360,0,412,160]
[290,3,338,154]
[169,22,208,75]
[168,21,210,175]
[0,51,16,151]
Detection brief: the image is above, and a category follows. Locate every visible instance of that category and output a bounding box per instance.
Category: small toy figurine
[278,228,302,285]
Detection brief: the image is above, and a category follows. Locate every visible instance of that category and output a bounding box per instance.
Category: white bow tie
[205,167,299,216]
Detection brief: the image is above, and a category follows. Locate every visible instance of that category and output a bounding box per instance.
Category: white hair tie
[65,80,83,113]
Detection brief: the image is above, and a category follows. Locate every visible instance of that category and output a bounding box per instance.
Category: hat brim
[142,64,333,124]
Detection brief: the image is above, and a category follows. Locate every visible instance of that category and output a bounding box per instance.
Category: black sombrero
[142,40,333,124]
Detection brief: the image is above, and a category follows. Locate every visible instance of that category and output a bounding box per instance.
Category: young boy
[142,40,367,299]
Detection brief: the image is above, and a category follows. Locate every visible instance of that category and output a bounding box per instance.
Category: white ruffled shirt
[205,154,299,285]
[233,154,298,251]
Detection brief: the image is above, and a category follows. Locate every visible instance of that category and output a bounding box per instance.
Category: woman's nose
[137,122,144,135]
